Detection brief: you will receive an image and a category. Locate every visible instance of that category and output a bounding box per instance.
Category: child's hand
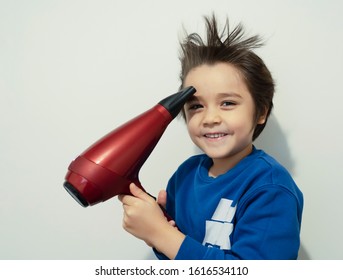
[157,189,176,227]
[118,183,173,247]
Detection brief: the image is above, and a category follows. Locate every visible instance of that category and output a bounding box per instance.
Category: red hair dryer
[63,86,196,207]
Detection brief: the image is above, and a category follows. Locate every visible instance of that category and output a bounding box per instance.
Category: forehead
[184,62,251,99]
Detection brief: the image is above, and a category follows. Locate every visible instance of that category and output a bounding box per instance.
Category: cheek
[185,116,199,136]
[186,118,196,134]
[228,110,256,133]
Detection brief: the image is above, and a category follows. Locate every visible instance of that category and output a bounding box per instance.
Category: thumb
[157,190,167,209]
[129,183,152,202]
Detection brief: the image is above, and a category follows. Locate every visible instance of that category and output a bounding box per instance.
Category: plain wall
[1,0,342,259]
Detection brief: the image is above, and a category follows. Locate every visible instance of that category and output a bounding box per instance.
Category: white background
[1,0,342,260]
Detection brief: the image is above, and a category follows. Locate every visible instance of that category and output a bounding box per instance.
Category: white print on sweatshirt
[202,198,236,250]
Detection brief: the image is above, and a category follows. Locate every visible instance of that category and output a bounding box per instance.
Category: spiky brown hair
[179,14,274,141]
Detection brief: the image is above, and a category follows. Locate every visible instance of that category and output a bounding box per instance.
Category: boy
[118,15,303,260]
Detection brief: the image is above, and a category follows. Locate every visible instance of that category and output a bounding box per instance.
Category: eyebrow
[186,92,242,103]
[217,92,243,99]
[186,95,199,103]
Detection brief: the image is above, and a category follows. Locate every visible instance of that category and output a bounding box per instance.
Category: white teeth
[205,133,226,138]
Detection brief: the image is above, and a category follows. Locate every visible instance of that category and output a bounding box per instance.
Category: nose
[202,107,221,126]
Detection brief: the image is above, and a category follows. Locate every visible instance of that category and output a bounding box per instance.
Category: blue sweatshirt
[155,147,303,260]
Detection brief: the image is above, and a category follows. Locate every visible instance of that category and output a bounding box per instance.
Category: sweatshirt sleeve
[173,186,302,260]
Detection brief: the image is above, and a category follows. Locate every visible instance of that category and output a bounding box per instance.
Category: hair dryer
[63,86,196,208]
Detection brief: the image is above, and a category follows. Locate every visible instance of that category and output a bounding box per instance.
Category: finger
[129,183,153,202]
[118,193,138,205]
[157,190,167,208]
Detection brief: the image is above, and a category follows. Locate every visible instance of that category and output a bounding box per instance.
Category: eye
[221,101,236,108]
[188,103,203,111]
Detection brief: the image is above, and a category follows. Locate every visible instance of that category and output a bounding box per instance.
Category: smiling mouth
[204,133,228,139]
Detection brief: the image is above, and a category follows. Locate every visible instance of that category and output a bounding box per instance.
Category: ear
[257,108,268,125]
[257,115,266,125]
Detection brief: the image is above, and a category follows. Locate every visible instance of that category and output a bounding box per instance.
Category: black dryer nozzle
[158,86,196,118]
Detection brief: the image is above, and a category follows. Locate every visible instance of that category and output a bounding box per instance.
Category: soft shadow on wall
[254,114,294,174]
[254,114,310,260]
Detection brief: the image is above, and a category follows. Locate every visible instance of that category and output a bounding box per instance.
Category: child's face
[183,62,266,166]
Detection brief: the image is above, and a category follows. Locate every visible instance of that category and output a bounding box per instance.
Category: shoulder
[248,148,294,184]
[175,153,209,172]
[242,147,303,206]
[167,153,209,185]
